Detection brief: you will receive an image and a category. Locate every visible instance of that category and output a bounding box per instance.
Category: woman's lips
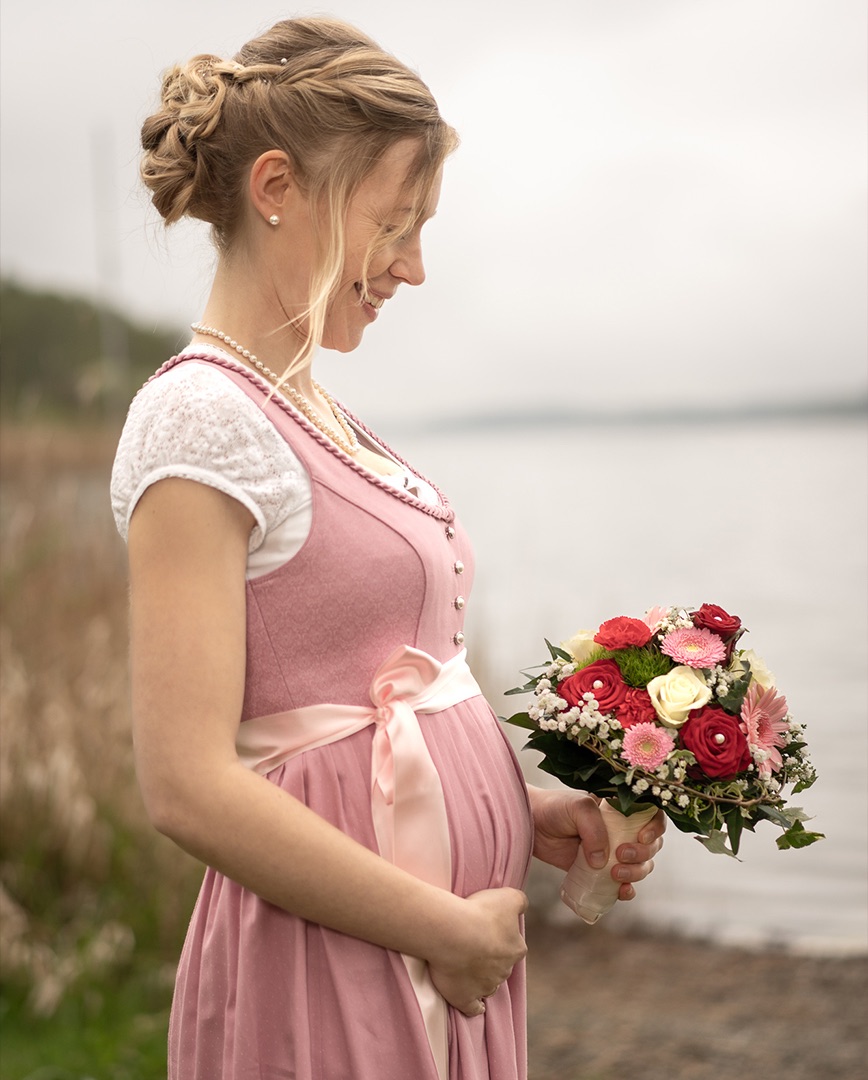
[356,283,386,311]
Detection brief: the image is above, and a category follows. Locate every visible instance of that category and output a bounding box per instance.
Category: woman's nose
[391,240,426,287]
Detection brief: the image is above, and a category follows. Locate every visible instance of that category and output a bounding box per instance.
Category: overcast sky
[1,0,865,419]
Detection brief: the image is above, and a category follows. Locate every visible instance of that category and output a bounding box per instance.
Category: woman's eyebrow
[396,206,438,218]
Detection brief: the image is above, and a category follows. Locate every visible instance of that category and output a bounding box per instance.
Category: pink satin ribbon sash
[235,645,483,1080]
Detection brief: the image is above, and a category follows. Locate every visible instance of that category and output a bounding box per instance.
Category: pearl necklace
[190,323,360,456]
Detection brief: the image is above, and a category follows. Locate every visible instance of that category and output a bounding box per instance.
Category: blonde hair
[140,17,458,375]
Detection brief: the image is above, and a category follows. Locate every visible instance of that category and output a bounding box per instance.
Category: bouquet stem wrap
[561,802,657,924]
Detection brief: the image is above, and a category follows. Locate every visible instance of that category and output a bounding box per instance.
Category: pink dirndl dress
[158,355,534,1080]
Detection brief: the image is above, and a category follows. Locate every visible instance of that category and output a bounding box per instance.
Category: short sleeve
[110,362,310,552]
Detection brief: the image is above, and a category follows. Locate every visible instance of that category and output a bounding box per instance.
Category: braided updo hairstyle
[140,17,457,371]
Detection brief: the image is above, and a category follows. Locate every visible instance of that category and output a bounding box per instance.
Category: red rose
[617,687,658,728]
[594,616,653,650]
[559,659,629,714]
[692,604,742,640]
[679,706,752,779]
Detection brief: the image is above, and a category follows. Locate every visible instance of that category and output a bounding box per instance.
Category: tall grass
[0,423,201,1069]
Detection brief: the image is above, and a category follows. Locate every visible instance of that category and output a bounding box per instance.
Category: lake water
[389,412,868,956]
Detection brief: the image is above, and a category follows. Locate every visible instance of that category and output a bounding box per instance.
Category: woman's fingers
[427,887,527,1015]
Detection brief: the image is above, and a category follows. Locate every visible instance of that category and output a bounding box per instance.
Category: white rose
[561,628,598,664]
[738,648,776,690]
[646,665,712,728]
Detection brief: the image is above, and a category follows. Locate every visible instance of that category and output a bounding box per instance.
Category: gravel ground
[524,920,868,1080]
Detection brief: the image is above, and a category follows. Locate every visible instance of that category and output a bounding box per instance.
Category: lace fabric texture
[111,351,437,578]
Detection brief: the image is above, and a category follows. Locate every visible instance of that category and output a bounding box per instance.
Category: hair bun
[140,54,233,225]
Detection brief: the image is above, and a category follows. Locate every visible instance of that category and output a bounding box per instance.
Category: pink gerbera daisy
[621,722,676,772]
[660,627,726,668]
[740,682,790,778]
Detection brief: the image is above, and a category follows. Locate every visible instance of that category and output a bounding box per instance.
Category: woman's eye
[383,223,412,241]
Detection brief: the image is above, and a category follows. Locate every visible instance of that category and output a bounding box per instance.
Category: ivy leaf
[716,676,750,715]
[695,829,741,859]
[776,821,825,850]
[757,803,791,828]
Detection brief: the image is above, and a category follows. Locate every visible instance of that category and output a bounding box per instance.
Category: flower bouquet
[505,604,822,924]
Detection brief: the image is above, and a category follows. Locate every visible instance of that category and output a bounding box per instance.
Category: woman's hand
[427,887,528,1017]
[528,786,665,901]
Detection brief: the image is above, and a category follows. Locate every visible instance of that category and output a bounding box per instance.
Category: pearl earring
[268,215,280,226]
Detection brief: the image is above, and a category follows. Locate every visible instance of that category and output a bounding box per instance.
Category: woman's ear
[248,150,295,226]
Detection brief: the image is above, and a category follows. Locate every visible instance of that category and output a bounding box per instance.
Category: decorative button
[453,631,465,646]
[453,560,464,575]
[453,596,465,610]
[445,526,456,540]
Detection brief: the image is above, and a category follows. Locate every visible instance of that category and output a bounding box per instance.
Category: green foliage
[544,639,572,662]
[0,969,172,1079]
[522,728,624,802]
[776,820,825,850]
[600,645,672,687]
[573,646,608,670]
[717,674,751,715]
[696,829,741,859]
[503,710,537,730]
[0,278,183,417]
[504,677,542,697]
[725,805,745,854]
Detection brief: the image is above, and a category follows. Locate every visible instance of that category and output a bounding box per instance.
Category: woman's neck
[196,258,315,394]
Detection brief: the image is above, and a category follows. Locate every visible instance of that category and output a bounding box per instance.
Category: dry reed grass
[0,423,201,1017]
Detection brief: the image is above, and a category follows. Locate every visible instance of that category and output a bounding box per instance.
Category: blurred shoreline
[525,919,867,1080]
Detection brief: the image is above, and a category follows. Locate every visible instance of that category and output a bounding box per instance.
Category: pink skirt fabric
[168,698,534,1080]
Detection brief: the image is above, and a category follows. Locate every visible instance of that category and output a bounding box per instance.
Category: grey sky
[1,0,865,419]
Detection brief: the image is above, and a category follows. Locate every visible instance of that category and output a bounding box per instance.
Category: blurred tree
[0,279,182,418]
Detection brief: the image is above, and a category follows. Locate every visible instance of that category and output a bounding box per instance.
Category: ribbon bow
[236,645,483,1080]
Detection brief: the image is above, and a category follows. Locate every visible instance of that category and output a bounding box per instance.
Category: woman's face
[320,140,442,353]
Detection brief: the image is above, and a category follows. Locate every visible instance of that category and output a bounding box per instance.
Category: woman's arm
[128,477,525,1015]
[527,785,665,901]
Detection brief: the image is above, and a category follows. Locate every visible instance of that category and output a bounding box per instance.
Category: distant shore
[525,919,868,1080]
[399,395,868,436]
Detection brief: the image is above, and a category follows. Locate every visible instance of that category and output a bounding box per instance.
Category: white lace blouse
[110,345,438,578]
